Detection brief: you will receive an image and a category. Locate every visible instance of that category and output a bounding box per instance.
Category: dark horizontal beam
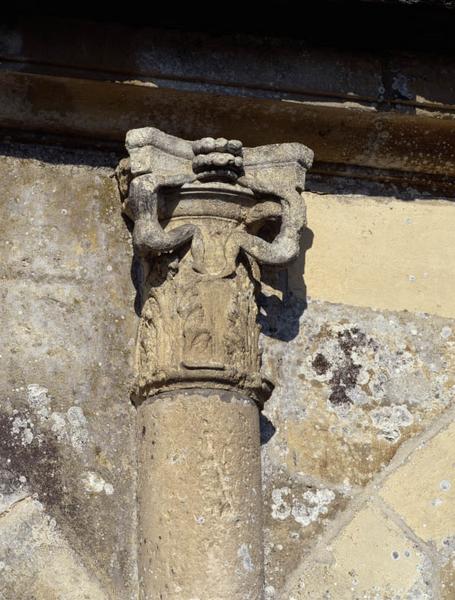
[0,18,454,191]
[1,18,455,112]
[1,70,454,179]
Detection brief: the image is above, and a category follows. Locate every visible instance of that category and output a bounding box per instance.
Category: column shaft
[137,390,264,600]
[119,127,313,599]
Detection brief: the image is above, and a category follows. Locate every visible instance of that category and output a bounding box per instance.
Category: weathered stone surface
[123,127,312,406]
[0,496,108,599]
[0,146,138,598]
[380,421,455,549]
[285,504,432,599]
[2,140,455,599]
[262,298,454,483]
[261,297,455,594]
[137,391,263,600]
[2,17,455,184]
[123,127,313,598]
[440,557,455,599]
[274,409,455,599]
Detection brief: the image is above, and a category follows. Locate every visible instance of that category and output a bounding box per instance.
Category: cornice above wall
[1,17,455,192]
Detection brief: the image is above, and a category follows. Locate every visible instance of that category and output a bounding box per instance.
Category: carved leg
[235,175,306,266]
[129,173,198,257]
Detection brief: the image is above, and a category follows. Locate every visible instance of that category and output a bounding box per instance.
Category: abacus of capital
[117,127,313,599]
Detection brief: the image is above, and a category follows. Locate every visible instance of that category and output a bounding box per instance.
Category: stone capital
[118,127,313,406]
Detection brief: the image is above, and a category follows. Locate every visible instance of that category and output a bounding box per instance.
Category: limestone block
[290,191,455,318]
[262,299,454,484]
[0,146,138,598]
[380,421,455,549]
[260,298,454,593]
[0,496,108,599]
[286,504,431,599]
[440,558,455,599]
[262,477,348,598]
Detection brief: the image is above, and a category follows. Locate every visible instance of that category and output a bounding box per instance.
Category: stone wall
[262,300,455,598]
[1,143,453,598]
[1,13,455,599]
[0,146,138,599]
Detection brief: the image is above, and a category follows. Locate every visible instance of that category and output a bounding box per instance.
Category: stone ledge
[1,70,455,185]
[1,18,455,187]
[1,18,455,112]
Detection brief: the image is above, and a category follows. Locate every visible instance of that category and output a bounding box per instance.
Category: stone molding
[2,19,455,190]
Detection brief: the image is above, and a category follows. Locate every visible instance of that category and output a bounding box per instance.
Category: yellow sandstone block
[290,194,455,318]
[380,421,455,549]
[288,504,427,599]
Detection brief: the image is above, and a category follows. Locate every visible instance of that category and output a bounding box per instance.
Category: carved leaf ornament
[119,128,313,406]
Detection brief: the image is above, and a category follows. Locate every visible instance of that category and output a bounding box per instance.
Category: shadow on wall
[258,226,313,445]
[258,225,314,343]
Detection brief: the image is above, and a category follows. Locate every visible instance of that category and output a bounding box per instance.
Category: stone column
[118,128,313,600]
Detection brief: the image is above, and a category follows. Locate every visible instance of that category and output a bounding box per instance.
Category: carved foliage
[134,231,269,406]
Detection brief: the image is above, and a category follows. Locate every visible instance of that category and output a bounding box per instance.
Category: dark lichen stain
[0,407,118,576]
[0,410,82,521]
[0,410,64,508]
[313,327,379,406]
[329,329,367,405]
[337,328,367,353]
[329,386,352,405]
[312,353,330,375]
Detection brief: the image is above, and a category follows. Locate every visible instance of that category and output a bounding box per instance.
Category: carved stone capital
[119,127,313,407]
